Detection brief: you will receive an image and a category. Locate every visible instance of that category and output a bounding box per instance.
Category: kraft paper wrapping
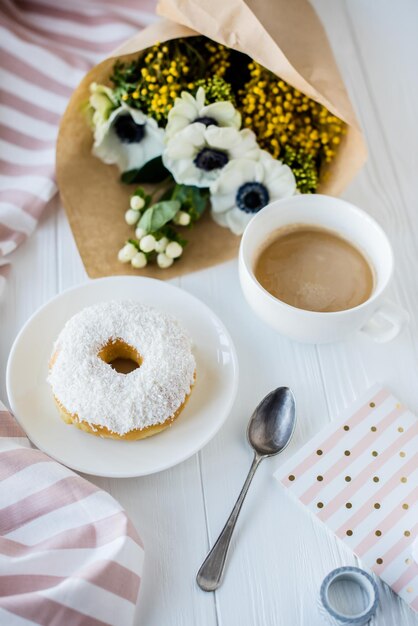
[56,0,367,280]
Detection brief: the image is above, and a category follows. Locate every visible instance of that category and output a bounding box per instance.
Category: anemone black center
[194,148,228,172]
[236,182,270,214]
[194,116,219,127]
[114,115,146,143]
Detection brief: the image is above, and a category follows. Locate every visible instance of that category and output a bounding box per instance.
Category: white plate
[6,277,238,477]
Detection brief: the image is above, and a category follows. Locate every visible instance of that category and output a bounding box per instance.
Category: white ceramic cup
[239,194,409,344]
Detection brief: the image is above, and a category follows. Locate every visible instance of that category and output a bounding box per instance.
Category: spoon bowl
[247,387,296,457]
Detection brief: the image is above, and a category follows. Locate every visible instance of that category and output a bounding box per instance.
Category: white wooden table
[1,1,418,624]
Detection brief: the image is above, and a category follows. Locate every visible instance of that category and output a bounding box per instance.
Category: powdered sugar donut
[47,301,196,440]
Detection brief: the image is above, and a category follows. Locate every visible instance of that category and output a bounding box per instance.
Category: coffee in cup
[254,225,374,313]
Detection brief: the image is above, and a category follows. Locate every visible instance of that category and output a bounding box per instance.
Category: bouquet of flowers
[56,0,366,278]
[87,37,346,270]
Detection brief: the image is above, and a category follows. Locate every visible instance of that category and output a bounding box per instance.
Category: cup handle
[360,300,409,343]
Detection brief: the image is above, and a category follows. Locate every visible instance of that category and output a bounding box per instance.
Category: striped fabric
[0,0,157,295]
[275,385,418,613]
[0,400,145,626]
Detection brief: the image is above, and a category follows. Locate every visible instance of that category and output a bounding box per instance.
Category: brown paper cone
[56,0,366,280]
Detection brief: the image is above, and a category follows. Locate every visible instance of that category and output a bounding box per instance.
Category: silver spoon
[196,386,296,592]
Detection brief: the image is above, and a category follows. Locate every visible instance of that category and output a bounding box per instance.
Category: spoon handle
[196,453,262,591]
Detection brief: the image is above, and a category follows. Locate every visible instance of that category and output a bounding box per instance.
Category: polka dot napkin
[275,385,418,612]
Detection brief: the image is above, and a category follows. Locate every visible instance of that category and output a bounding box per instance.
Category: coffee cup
[238,194,409,344]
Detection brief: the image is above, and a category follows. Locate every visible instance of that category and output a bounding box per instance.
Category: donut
[47,301,196,440]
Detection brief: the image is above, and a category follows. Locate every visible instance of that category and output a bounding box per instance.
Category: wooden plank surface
[1,1,417,624]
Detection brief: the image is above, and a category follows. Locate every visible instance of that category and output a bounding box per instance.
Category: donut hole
[98,338,142,375]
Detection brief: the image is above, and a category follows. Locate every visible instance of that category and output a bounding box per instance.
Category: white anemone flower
[165,87,241,140]
[163,123,260,188]
[92,104,164,173]
[210,151,296,235]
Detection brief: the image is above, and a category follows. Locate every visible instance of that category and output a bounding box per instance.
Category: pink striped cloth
[0,0,157,295]
[0,400,145,626]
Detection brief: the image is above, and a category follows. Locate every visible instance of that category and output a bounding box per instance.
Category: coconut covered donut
[47,301,196,440]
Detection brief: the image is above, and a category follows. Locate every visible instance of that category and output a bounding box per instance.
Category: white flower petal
[259,152,296,198]
[164,138,196,160]
[164,123,204,159]
[211,209,230,229]
[252,161,265,184]
[174,100,199,121]
[229,128,260,160]
[211,159,252,195]
[181,90,201,108]
[93,129,132,169]
[201,102,241,129]
[124,105,148,125]
[93,106,119,144]
[163,152,190,177]
[268,170,296,198]
[195,87,206,109]
[215,158,262,190]
[164,116,189,140]
[225,206,252,235]
[120,144,147,172]
[140,134,164,165]
[204,126,259,161]
[210,190,236,214]
[197,169,224,187]
[205,126,239,151]
[258,149,279,170]
[181,123,207,146]
[165,90,202,140]
[164,152,209,187]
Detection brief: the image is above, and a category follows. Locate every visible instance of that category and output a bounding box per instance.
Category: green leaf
[120,169,141,185]
[138,200,181,233]
[121,157,170,185]
[172,184,209,219]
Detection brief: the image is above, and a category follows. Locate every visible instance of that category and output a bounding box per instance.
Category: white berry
[131,252,147,268]
[176,211,191,226]
[118,242,137,263]
[125,209,139,225]
[155,236,169,253]
[135,226,146,239]
[139,234,156,253]
[157,252,174,268]
[130,195,145,211]
[165,241,183,259]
